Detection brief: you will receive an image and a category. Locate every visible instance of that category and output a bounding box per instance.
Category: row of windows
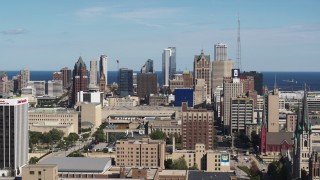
[29,114,75,118]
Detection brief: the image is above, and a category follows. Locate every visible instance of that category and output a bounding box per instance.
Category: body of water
[6,71,320,91]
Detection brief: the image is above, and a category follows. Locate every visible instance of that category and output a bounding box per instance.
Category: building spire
[302,83,310,132]
[236,14,242,70]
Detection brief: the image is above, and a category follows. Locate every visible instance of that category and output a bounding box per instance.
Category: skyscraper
[0,72,9,97]
[265,87,279,132]
[141,59,154,73]
[0,98,28,175]
[60,67,72,89]
[119,68,133,97]
[162,47,176,86]
[137,73,157,99]
[90,60,98,88]
[20,69,30,89]
[52,72,62,81]
[223,77,243,134]
[71,57,89,105]
[194,49,211,102]
[212,43,234,92]
[99,55,107,93]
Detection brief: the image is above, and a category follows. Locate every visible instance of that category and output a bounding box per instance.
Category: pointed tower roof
[195,49,210,62]
[75,56,87,68]
[302,84,311,133]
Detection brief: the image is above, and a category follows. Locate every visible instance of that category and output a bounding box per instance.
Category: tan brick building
[116,137,166,169]
[28,108,79,136]
[22,164,58,180]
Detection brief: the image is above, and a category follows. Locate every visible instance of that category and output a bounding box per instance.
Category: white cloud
[1,28,26,35]
[76,7,107,19]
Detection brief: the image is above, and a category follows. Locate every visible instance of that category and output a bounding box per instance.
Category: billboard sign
[232,69,240,78]
[221,154,230,166]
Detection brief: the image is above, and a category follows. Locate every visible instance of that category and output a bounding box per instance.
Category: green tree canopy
[29,131,43,145]
[150,129,167,140]
[29,157,39,164]
[93,129,106,142]
[49,128,65,142]
[66,133,79,143]
[172,157,188,170]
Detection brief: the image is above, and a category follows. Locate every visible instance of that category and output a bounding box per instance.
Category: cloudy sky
[1,0,320,71]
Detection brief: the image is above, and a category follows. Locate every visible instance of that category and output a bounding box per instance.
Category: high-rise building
[181,102,215,150]
[52,72,63,81]
[99,55,107,93]
[169,71,193,92]
[230,97,254,133]
[223,77,243,134]
[48,80,63,97]
[0,98,28,175]
[0,72,9,97]
[212,43,234,92]
[162,47,176,86]
[194,49,211,102]
[137,73,157,99]
[194,79,207,106]
[241,71,263,95]
[20,69,30,89]
[60,67,72,89]
[265,87,279,132]
[119,68,133,97]
[141,59,154,73]
[89,60,98,88]
[27,81,46,96]
[71,57,89,106]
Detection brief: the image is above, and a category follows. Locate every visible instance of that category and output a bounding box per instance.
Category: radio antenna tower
[236,15,242,70]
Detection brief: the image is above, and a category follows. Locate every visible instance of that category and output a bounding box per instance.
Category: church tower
[294,84,312,178]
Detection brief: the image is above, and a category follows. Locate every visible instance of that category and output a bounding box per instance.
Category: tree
[238,161,262,180]
[150,129,166,140]
[29,131,43,145]
[49,128,64,142]
[68,151,85,157]
[189,163,199,170]
[66,133,79,143]
[172,157,188,170]
[29,157,39,164]
[82,133,90,140]
[165,159,173,169]
[93,129,106,142]
[267,160,287,179]
[41,132,53,144]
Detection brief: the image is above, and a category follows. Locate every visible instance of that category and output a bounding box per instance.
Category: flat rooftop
[39,157,112,173]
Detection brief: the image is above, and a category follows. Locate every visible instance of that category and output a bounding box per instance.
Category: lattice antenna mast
[236,15,242,70]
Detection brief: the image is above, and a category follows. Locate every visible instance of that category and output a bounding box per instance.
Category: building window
[38,171,42,175]
[30,171,34,174]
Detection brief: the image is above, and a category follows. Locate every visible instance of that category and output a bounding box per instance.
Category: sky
[1,0,320,72]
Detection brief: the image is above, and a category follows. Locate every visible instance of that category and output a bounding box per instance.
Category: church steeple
[302,84,311,134]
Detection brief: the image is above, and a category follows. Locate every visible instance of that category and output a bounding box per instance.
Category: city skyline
[1,1,320,71]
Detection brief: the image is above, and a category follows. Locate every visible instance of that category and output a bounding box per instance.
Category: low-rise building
[148,95,168,106]
[28,108,79,136]
[107,96,140,107]
[22,164,58,180]
[116,137,166,169]
[172,143,231,172]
